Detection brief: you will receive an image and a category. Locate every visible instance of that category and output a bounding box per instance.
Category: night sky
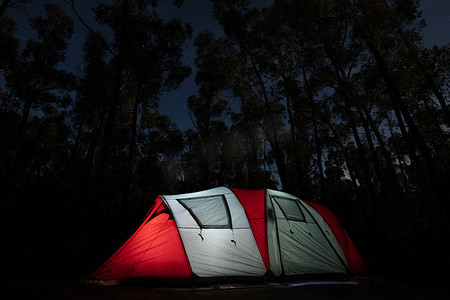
[7,0,450,130]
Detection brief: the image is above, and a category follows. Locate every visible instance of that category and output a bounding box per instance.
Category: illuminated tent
[91,187,368,280]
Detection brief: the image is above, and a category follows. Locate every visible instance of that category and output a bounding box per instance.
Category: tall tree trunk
[4,92,33,181]
[347,0,449,255]
[76,110,106,214]
[279,63,306,195]
[382,0,450,125]
[325,44,378,211]
[357,109,387,195]
[123,89,141,213]
[348,0,440,189]
[325,118,369,230]
[361,104,406,203]
[0,0,11,18]
[68,117,85,167]
[243,33,291,192]
[93,0,128,210]
[343,98,378,210]
[246,127,260,189]
[326,120,359,194]
[301,66,326,202]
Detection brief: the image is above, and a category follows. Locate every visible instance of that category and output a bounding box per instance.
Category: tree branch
[64,0,116,58]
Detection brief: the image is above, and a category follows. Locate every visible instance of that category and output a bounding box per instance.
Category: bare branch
[63,0,116,58]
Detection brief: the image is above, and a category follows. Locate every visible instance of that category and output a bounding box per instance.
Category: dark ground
[3,199,450,299]
[2,274,449,300]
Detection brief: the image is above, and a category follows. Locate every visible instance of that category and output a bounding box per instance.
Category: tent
[91,187,368,280]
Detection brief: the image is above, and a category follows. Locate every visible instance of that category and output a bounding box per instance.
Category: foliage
[0,0,448,278]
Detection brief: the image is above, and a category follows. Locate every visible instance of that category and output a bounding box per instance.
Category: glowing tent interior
[91,187,368,280]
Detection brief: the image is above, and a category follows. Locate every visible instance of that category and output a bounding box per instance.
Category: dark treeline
[0,0,449,279]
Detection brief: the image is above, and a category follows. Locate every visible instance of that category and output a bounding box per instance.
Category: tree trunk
[325,44,378,210]
[323,56,382,237]
[347,0,449,256]
[123,90,141,213]
[326,120,359,194]
[4,93,33,181]
[358,109,387,195]
[0,0,11,18]
[382,0,450,125]
[348,1,439,189]
[246,127,260,189]
[361,105,406,203]
[76,110,106,213]
[302,66,326,202]
[93,0,128,209]
[279,64,306,195]
[243,33,291,192]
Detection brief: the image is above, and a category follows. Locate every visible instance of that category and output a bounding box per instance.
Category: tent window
[272,196,306,222]
[178,195,231,229]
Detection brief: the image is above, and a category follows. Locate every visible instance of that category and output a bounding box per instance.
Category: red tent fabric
[91,197,192,280]
[231,188,270,272]
[91,188,368,280]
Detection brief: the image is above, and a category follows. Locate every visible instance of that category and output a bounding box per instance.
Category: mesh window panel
[178,195,231,228]
[273,197,306,222]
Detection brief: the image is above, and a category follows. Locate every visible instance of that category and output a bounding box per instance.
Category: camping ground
[2,275,450,299]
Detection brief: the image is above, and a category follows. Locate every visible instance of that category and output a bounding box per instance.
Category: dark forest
[0,0,449,281]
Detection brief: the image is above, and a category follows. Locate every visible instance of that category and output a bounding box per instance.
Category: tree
[71,0,192,212]
[0,0,32,19]
[210,1,295,192]
[68,30,112,204]
[2,3,74,185]
[184,31,232,189]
